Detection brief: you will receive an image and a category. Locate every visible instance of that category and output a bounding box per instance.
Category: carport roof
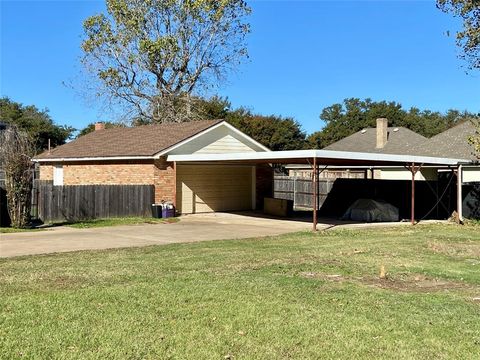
[167,149,471,166]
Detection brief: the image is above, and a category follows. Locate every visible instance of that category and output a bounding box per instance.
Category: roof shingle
[34,119,223,160]
[412,121,479,161]
[323,127,427,155]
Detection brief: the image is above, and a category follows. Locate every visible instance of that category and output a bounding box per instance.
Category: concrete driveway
[0,213,311,258]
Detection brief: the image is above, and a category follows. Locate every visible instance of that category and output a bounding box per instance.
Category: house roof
[412,121,479,161]
[323,127,427,155]
[34,119,224,160]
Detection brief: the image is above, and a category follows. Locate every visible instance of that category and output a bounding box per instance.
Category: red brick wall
[62,162,155,185]
[153,158,176,204]
[39,165,54,180]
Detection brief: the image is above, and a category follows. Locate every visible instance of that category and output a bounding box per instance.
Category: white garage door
[176,164,254,214]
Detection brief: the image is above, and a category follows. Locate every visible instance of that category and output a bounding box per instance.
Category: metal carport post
[406,162,423,225]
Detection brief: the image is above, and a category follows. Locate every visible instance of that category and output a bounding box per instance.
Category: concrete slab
[0,212,310,258]
[0,212,448,258]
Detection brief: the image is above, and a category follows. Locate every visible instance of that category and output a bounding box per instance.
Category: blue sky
[1,0,479,135]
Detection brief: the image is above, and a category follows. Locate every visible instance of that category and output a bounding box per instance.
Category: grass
[0,216,178,232]
[0,227,41,233]
[65,216,179,228]
[0,224,479,359]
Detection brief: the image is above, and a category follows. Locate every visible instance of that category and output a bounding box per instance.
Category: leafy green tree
[307,98,475,149]
[76,121,124,138]
[193,95,230,120]
[0,97,74,153]
[437,0,480,70]
[191,96,306,151]
[227,111,306,151]
[81,0,250,123]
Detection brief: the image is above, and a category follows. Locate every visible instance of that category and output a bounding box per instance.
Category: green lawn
[0,227,41,234]
[65,216,179,228]
[0,216,178,233]
[1,224,479,359]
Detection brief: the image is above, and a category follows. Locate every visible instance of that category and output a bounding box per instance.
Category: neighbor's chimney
[376,118,388,148]
[95,122,105,131]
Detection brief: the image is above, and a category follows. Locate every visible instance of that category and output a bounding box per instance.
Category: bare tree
[0,126,34,228]
[81,0,251,123]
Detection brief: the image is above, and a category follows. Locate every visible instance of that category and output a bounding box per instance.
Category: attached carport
[168,150,471,230]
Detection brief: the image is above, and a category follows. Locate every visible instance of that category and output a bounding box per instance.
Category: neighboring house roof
[323,127,427,155]
[412,121,479,162]
[34,119,224,160]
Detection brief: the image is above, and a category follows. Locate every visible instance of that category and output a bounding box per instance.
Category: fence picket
[34,182,154,222]
[274,176,333,210]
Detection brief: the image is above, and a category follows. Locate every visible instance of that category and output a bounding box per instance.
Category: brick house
[33,120,273,214]
[287,118,480,182]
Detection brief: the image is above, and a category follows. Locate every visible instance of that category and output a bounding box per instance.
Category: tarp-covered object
[342,199,400,222]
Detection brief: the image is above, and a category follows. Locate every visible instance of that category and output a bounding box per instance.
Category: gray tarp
[342,199,400,222]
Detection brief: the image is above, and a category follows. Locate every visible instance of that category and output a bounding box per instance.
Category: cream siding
[463,167,480,183]
[195,134,256,154]
[176,164,253,214]
[379,168,438,181]
[168,124,266,155]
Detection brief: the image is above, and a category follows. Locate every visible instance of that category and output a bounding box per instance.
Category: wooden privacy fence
[38,182,154,222]
[273,176,334,210]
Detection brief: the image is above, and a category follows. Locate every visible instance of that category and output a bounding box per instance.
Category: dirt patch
[428,241,480,258]
[299,271,475,293]
[363,274,470,293]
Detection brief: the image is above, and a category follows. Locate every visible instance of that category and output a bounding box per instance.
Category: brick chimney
[376,118,388,148]
[95,122,105,131]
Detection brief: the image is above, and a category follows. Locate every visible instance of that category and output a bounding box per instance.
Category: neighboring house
[287,118,480,182]
[33,120,272,214]
[288,118,437,180]
[323,118,427,155]
[411,120,479,182]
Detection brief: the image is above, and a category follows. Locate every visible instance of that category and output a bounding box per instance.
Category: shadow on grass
[1,217,179,232]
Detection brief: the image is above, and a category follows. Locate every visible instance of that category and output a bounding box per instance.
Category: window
[53,165,63,186]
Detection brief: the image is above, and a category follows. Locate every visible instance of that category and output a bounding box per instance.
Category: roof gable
[160,121,269,156]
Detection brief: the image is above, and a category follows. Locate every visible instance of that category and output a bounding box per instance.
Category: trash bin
[162,202,175,218]
[151,203,163,218]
